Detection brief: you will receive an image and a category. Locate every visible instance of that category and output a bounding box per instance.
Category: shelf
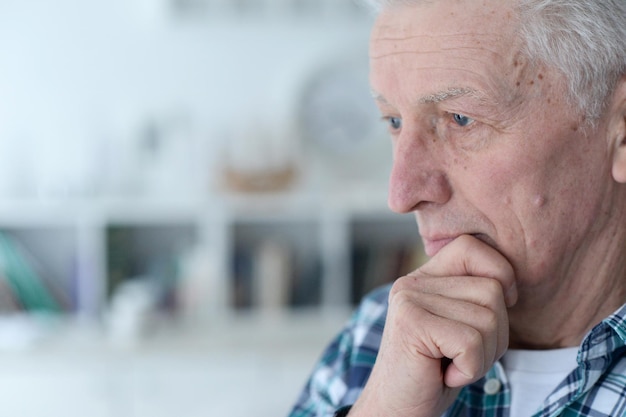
[349,215,426,304]
[231,219,321,310]
[0,189,425,319]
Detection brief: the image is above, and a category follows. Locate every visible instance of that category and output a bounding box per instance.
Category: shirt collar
[580,302,626,364]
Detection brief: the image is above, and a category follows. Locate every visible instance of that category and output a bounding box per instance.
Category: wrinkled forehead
[370,0,520,53]
[368,0,526,93]
[368,0,543,114]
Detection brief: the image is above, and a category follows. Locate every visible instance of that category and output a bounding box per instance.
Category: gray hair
[364,0,626,122]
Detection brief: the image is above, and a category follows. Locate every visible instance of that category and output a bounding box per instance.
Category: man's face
[369,0,616,295]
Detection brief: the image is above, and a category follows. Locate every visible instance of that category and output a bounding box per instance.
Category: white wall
[0,0,375,199]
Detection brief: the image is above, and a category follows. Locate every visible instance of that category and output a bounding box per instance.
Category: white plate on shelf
[293,49,391,186]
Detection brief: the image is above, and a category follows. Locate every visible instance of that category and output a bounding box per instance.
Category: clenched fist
[349,235,517,417]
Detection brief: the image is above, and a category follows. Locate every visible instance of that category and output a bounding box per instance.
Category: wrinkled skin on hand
[350,235,517,417]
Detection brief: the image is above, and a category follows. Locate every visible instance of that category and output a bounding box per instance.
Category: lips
[422,236,457,257]
[421,232,493,257]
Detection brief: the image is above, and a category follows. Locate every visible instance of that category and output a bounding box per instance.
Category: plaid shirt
[289,285,626,417]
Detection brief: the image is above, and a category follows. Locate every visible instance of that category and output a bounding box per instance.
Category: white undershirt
[501,347,579,417]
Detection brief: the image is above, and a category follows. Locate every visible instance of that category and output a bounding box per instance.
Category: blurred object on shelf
[351,242,427,305]
[137,112,200,197]
[293,49,391,190]
[254,239,291,311]
[104,109,201,198]
[106,227,136,299]
[231,221,321,311]
[106,224,196,314]
[105,277,159,348]
[221,121,299,193]
[223,165,296,193]
[0,232,67,314]
[176,243,221,321]
[297,54,380,156]
[349,217,426,304]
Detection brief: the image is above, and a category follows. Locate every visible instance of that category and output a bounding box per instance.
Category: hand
[349,235,517,417]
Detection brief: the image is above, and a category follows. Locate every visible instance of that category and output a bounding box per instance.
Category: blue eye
[388,116,402,130]
[452,113,473,127]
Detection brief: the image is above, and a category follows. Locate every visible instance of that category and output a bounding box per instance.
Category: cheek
[451,149,560,248]
[452,154,519,206]
[449,153,527,238]
[489,154,604,282]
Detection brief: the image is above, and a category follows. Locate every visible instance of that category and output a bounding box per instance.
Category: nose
[388,132,453,213]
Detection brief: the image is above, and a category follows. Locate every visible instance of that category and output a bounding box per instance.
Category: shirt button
[483,378,502,395]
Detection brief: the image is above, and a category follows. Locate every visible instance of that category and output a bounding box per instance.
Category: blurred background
[0,0,426,416]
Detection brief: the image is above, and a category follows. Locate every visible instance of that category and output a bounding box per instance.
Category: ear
[611,77,626,183]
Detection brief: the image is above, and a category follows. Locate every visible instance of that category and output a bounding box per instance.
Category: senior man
[289,0,626,416]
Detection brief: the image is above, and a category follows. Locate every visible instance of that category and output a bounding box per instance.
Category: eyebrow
[371,87,482,106]
[419,87,480,104]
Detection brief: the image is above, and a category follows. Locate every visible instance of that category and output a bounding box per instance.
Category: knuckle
[483,277,502,293]
[390,275,413,294]
[475,308,500,343]
[389,273,425,299]
[480,278,506,307]
[388,283,417,316]
[482,309,499,332]
[462,326,484,351]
